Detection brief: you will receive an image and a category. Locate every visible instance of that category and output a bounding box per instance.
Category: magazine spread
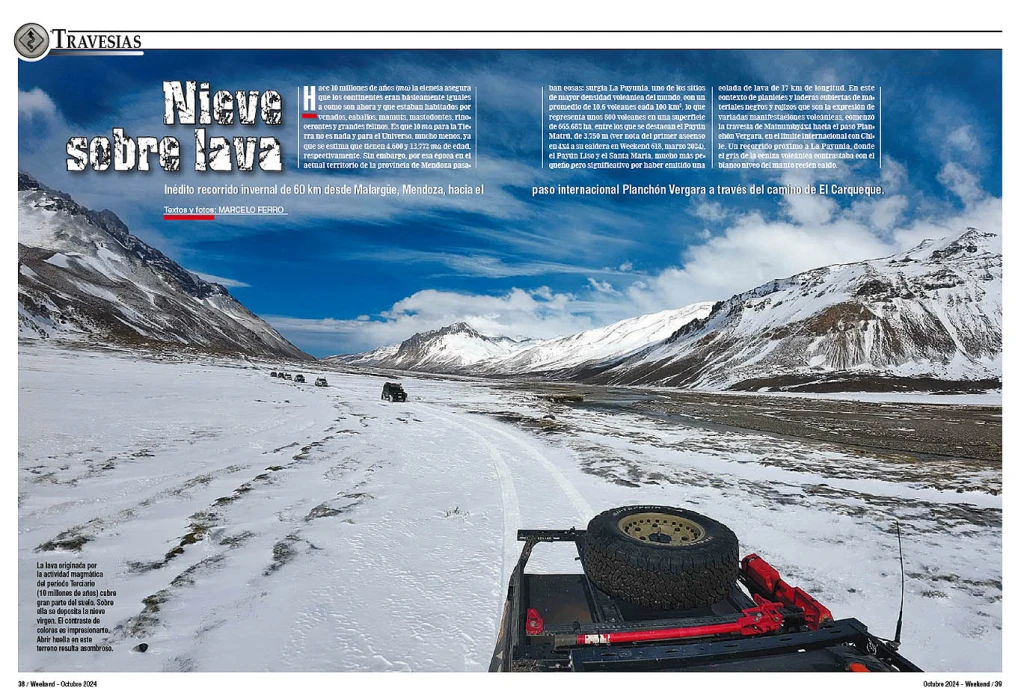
[12,12,1006,693]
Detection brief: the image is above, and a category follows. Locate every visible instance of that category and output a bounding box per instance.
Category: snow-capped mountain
[333,227,999,392]
[474,302,715,377]
[329,321,530,372]
[330,304,716,377]
[591,227,1001,390]
[18,173,310,360]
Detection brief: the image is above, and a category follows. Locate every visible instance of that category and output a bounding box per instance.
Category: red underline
[302,112,317,118]
[164,214,215,221]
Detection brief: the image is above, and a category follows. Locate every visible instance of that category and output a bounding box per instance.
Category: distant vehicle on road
[381,382,407,402]
[315,377,328,387]
[282,373,293,380]
[270,371,278,378]
[295,374,305,383]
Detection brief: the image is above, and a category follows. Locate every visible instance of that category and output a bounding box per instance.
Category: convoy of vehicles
[270,372,400,397]
[270,370,393,396]
[259,364,922,673]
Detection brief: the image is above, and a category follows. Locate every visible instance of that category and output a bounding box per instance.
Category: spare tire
[581,505,739,610]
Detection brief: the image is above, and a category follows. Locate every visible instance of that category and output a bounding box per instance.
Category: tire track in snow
[457,412,594,524]
[413,405,521,585]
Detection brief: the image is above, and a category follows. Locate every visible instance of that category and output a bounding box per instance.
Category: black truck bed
[490,529,921,672]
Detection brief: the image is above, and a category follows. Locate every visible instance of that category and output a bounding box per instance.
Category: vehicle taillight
[525,608,544,635]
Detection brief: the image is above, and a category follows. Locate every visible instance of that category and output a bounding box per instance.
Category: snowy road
[19,346,1001,672]
[18,346,596,672]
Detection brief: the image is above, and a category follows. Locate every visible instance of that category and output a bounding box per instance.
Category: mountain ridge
[583,227,1001,391]
[18,173,311,360]
[330,227,1001,392]
[329,321,532,372]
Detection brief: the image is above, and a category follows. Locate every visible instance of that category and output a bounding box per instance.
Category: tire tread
[581,505,739,610]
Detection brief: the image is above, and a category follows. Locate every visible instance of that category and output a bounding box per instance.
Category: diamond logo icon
[15,23,49,60]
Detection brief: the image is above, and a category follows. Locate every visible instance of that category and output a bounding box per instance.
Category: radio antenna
[893,520,905,649]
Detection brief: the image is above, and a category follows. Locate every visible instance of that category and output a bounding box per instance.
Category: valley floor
[18,345,1002,672]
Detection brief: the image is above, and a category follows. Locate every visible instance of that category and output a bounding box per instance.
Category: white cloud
[867,195,909,231]
[530,286,557,302]
[348,248,632,280]
[778,170,837,226]
[276,155,1001,355]
[890,194,1001,251]
[188,270,250,288]
[617,152,1000,314]
[938,162,984,205]
[690,199,730,222]
[627,215,893,313]
[881,157,908,191]
[920,93,991,170]
[945,124,983,164]
[627,189,1001,314]
[18,88,57,119]
[266,286,602,353]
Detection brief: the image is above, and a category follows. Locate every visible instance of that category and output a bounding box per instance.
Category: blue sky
[19,50,1001,356]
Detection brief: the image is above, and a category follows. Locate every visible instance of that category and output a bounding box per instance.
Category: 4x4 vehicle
[270,371,278,378]
[490,505,920,672]
[282,373,293,381]
[294,374,305,383]
[315,377,328,387]
[381,382,407,402]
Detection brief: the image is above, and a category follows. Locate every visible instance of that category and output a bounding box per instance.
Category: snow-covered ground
[19,345,1001,672]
